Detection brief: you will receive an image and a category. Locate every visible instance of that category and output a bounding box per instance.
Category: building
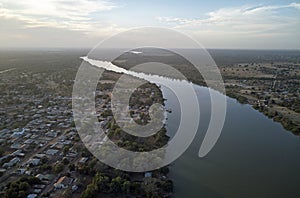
[27,194,37,198]
[2,157,20,168]
[54,176,73,189]
[26,158,41,166]
[11,149,25,157]
[35,174,54,182]
[79,157,89,164]
[144,172,152,178]
[46,149,59,155]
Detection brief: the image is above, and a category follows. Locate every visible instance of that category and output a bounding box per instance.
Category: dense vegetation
[5,176,41,198]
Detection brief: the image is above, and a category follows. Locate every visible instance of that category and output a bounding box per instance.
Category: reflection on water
[165,86,300,198]
[83,57,300,198]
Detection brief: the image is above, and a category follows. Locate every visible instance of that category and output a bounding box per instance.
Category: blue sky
[0,0,299,49]
[108,0,294,19]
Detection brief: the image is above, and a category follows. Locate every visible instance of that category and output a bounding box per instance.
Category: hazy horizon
[1,0,300,49]
[1,47,300,51]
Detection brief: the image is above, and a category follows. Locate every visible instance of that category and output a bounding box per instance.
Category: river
[83,57,300,198]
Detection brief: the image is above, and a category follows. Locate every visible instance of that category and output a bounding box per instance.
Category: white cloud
[0,0,128,47]
[157,3,300,35]
[156,3,300,49]
[0,0,116,31]
[0,1,299,48]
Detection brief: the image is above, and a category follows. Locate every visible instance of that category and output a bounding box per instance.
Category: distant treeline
[207,49,300,66]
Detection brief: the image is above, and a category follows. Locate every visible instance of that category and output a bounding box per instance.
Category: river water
[83,57,300,198]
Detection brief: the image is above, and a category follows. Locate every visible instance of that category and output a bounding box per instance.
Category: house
[66,152,78,158]
[144,172,152,178]
[79,157,89,164]
[58,135,66,141]
[33,189,42,194]
[25,133,32,138]
[25,170,32,175]
[24,139,34,144]
[11,142,23,149]
[45,131,58,138]
[0,168,6,175]
[35,174,54,182]
[0,155,10,163]
[33,184,46,189]
[0,129,9,138]
[72,185,78,192]
[27,194,37,198]
[46,149,59,155]
[11,150,25,157]
[62,140,72,145]
[0,139,5,144]
[51,142,64,149]
[26,158,41,166]
[30,134,39,139]
[54,176,73,189]
[35,154,46,159]
[10,128,25,138]
[2,157,20,168]
[16,168,26,175]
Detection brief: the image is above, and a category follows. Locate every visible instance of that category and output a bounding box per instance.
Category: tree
[88,158,98,170]
[40,164,52,171]
[5,176,40,198]
[63,146,70,156]
[19,182,30,191]
[62,158,70,165]
[27,176,41,185]
[131,182,141,194]
[53,163,64,173]
[93,173,110,192]
[162,180,173,192]
[0,147,4,157]
[110,176,123,193]
[122,181,131,194]
[68,164,75,172]
[18,190,26,198]
[62,188,72,198]
[80,183,96,198]
[41,156,48,164]
[5,188,18,198]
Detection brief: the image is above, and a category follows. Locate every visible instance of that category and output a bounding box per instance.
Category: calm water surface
[164,86,300,198]
[84,57,300,198]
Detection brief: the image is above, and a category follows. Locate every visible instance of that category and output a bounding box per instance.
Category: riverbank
[226,88,300,135]
[79,69,173,198]
[110,49,300,135]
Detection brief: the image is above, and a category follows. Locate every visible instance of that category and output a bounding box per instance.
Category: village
[222,61,300,133]
[0,49,299,198]
[0,65,172,198]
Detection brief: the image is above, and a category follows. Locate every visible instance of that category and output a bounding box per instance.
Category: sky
[0,0,299,49]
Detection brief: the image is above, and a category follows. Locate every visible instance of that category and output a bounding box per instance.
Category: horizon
[1,0,300,49]
[1,47,300,51]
